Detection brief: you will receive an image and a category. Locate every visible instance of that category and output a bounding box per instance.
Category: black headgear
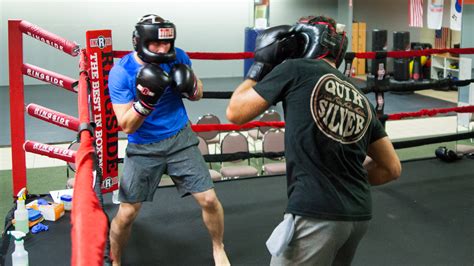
[292,16,348,68]
[133,14,176,64]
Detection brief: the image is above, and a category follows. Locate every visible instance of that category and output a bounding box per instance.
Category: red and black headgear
[291,16,348,67]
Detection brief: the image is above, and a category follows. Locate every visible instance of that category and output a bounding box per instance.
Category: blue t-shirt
[109,48,191,144]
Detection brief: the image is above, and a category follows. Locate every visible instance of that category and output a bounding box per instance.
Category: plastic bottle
[14,188,29,234]
[60,195,72,211]
[8,231,29,266]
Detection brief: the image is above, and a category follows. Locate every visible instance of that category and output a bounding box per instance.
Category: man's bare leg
[109,202,142,266]
[193,189,230,266]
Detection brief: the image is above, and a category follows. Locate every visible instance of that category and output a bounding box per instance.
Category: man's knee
[195,190,221,210]
[115,203,142,226]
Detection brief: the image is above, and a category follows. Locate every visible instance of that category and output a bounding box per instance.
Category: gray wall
[0,0,337,86]
[353,0,422,52]
[461,5,474,66]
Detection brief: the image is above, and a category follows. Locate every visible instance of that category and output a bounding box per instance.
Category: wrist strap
[246,62,273,82]
[133,101,152,117]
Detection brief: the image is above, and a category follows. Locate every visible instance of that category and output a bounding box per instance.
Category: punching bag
[393,31,410,81]
[371,29,387,77]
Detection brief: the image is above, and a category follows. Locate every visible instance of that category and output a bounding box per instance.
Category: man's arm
[226,79,270,125]
[113,102,146,134]
[365,136,402,186]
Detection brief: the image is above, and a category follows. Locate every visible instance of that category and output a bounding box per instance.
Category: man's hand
[133,64,171,116]
[170,64,200,100]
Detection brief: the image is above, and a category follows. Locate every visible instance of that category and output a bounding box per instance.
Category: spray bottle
[14,188,29,234]
[8,231,29,266]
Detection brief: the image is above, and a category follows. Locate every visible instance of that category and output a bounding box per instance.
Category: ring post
[8,20,27,196]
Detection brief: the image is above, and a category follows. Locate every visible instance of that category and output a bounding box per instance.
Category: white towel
[266,213,295,257]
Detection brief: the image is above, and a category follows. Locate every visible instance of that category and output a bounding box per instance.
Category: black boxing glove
[291,23,326,60]
[133,64,171,116]
[170,64,199,100]
[246,25,303,82]
[292,22,348,67]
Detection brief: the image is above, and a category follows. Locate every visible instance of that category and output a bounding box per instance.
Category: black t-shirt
[254,59,387,221]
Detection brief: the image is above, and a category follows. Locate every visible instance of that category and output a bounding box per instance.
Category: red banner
[85,30,119,193]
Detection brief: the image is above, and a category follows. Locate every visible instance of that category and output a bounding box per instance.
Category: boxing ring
[4,19,474,265]
[3,158,474,265]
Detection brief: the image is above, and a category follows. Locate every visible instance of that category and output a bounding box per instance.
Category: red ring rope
[190,106,474,132]
[19,20,79,56]
[113,47,474,60]
[26,103,80,131]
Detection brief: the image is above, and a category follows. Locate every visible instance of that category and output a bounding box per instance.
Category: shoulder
[174,47,189,60]
[111,53,139,76]
[278,58,314,69]
[110,62,126,77]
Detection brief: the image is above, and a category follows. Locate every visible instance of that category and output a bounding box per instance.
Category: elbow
[388,162,402,181]
[122,128,135,135]
[119,122,136,135]
[226,107,245,125]
[121,127,135,135]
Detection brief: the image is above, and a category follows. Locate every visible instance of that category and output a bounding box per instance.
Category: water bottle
[14,198,29,234]
[9,231,29,266]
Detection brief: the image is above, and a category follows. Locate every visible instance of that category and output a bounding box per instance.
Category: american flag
[435,27,450,48]
[409,0,424,27]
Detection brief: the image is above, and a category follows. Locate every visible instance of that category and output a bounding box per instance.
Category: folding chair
[196,114,221,153]
[219,131,258,179]
[248,110,281,151]
[197,135,223,181]
[262,129,286,175]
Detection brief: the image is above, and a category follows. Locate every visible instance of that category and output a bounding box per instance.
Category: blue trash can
[244,27,263,77]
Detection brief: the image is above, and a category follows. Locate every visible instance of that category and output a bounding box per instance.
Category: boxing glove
[435,146,460,162]
[170,64,199,100]
[246,25,303,82]
[292,22,348,67]
[133,63,171,116]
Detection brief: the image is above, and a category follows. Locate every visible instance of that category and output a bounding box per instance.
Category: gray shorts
[270,215,369,266]
[120,124,214,203]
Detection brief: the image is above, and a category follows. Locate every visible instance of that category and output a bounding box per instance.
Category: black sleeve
[369,104,388,143]
[253,60,296,105]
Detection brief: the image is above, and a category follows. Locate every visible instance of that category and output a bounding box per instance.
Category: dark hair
[299,15,337,30]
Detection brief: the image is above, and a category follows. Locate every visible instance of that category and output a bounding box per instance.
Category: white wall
[0,0,251,85]
[0,0,337,86]
[271,0,336,25]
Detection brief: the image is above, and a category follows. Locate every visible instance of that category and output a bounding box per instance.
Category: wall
[353,0,419,53]
[0,0,252,85]
[0,0,337,86]
[271,0,336,25]
[461,4,474,65]
[353,0,465,72]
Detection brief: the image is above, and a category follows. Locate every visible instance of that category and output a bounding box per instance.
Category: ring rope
[70,49,108,266]
[190,105,474,132]
[18,20,80,56]
[113,47,474,61]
